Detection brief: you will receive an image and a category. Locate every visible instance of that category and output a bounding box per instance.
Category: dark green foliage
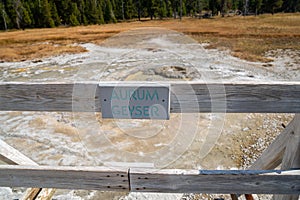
[85,0,104,24]
[22,3,32,27]
[50,1,60,26]
[0,2,10,30]
[249,0,263,14]
[0,0,298,30]
[281,0,300,12]
[104,0,117,22]
[158,0,168,19]
[209,0,219,15]
[41,0,55,27]
[69,3,80,26]
[267,0,283,13]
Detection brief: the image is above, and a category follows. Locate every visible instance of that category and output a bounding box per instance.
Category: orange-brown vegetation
[0,13,299,62]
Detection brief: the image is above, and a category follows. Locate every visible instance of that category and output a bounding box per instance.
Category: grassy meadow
[0,13,299,62]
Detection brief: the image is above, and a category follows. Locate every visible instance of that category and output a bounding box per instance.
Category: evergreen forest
[0,0,299,30]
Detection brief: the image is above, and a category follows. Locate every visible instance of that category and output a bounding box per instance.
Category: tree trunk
[2,9,7,30]
[14,0,22,29]
[137,0,141,21]
[121,0,125,20]
[180,0,182,20]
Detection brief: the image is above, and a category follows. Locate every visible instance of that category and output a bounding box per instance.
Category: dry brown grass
[0,13,299,62]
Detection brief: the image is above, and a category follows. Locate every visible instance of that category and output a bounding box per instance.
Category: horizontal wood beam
[0,165,129,191]
[0,139,56,200]
[130,169,300,194]
[0,166,299,194]
[0,82,300,113]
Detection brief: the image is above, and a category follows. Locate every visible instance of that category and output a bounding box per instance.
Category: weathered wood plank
[0,139,55,200]
[129,169,300,194]
[0,82,99,112]
[34,188,56,200]
[0,139,37,165]
[0,166,299,194]
[0,165,129,191]
[281,114,300,170]
[248,115,297,170]
[230,194,239,200]
[1,82,300,113]
[21,188,42,200]
[170,82,300,113]
[274,114,300,200]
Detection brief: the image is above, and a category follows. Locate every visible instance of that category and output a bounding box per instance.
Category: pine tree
[267,0,283,14]
[59,0,72,25]
[166,0,173,17]
[171,0,179,18]
[70,13,79,25]
[0,2,9,30]
[135,0,141,20]
[112,0,123,20]
[50,1,60,26]
[147,0,159,19]
[78,0,88,25]
[125,0,135,19]
[15,0,22,29]
[104,0,117,22]
[22,2,32,28]
[6,0,22,29]
[248,0,262,14]
[185,0,197,16]
[209,0,218,15]
[158,0,167,19]
[281,0,298,11]
[0,0,296,30]
[41,0,55,27]
[221,0,227,16]
[85,0,104,24]
[32,0,44,27]
[182,0,187,16]
[69,3,80,26]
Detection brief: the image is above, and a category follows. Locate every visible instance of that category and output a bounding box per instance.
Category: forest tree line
[0,0,299,30]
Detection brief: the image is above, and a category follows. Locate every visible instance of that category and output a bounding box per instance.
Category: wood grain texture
[0,139,55,200]
[21,188,42,200]
[274,114,300,200]
[1,82,300,113]
[0,82,99,112]
[0,165,129,191]
[0,166,299,194]
[0,139,37,165]
[170,82,300,113]
[248,115,297,170]
[129,169,300,194]
[34,188,56,200]
[281,114,300,170]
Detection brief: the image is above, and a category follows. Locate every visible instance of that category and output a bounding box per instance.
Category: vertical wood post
[274,114,300,200]
[249,115,297,170]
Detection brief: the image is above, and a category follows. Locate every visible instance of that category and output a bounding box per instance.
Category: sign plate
[100,84,170,120]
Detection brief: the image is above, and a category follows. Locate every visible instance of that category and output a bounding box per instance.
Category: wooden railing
[0,82,299,200]
[1,82,299,113]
